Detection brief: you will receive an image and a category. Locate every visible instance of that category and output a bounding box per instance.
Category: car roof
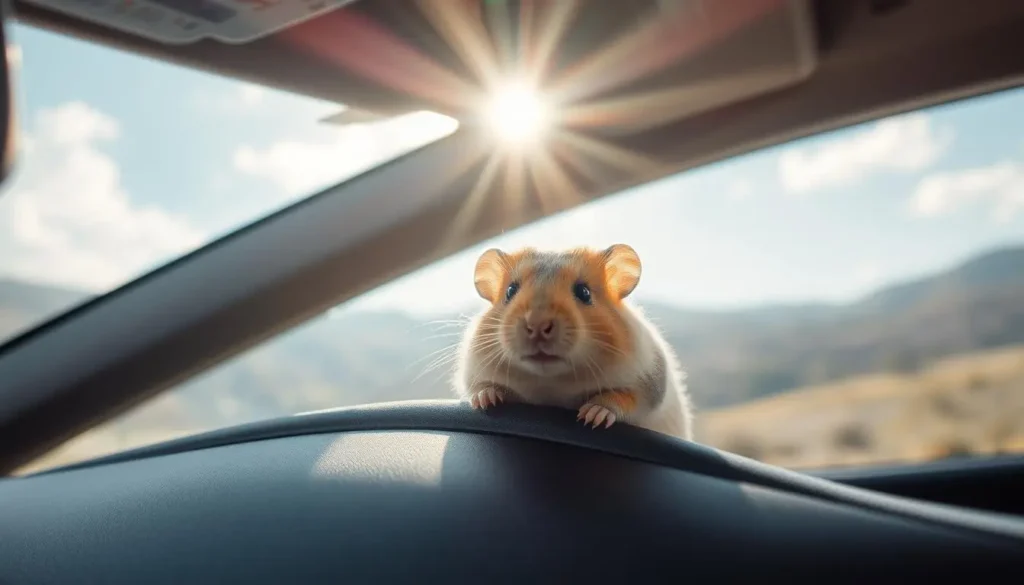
[1,0,1023,471]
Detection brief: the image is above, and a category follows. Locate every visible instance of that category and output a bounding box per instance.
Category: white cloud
[778,112,952,194]
[909,161,1024,223]
[0,101,204,291]
[188,81,302,118]
[726,179,753,202]
[238,83,267,107]
[6,43,21,70]
[233,111,459,197]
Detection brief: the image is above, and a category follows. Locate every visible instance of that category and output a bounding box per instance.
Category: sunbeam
[482,78,552,143]
[283,0,781,279]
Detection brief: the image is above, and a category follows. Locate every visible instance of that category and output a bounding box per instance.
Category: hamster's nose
[524,315,557,341]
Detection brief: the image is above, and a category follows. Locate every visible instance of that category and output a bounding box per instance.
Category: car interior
[1,0,1024,582]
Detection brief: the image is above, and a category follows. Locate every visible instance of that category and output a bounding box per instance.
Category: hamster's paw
[469,383,511,410]
[577,389,638,429]
[577,403,618,428]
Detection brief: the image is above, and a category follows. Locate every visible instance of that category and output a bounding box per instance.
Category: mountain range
[2,244,1024,434]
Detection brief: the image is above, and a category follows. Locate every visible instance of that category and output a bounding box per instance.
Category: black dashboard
[2,401,1023,583]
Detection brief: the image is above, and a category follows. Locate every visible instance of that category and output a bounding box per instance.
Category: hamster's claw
[577,403,617,429]
[470,385,507,410]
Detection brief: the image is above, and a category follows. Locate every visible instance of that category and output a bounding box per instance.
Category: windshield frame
[3,74,1024,476]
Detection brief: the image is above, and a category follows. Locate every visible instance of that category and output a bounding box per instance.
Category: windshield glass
[10,31,1024,475]
[0,24,457,348]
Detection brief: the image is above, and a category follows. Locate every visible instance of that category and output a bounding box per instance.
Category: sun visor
[16,0,367,45]
[549,0,820,135]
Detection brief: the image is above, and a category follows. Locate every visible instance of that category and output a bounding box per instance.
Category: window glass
[0,24,457,349]
[14,75,1024,474]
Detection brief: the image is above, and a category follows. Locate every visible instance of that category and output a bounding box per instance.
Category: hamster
[453,243,693,441]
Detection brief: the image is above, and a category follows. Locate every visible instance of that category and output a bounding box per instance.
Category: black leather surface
[40,400,1024,540]
[2,401,1024,583]
[818,453,1024,516]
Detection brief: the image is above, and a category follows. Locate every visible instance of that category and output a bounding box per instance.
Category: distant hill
[646,244,1024,408]
[856,246,1024,313]
[697,344,1024,469]
[2,244,1024,436]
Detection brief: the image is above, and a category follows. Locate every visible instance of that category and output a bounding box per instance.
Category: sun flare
[483,80,552,144]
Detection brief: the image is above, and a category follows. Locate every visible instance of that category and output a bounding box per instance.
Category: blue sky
[1,23,1023,325]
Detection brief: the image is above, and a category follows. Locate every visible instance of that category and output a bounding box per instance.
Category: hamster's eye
[505,281,520,303]
[572,282,592,305]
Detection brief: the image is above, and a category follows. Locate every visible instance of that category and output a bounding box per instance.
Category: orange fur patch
[600,389,639,413]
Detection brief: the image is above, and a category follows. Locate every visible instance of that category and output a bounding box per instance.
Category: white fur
[618,302,693,441]
[453,300,694,441]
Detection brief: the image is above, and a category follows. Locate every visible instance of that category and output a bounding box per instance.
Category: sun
[482,79,552,144]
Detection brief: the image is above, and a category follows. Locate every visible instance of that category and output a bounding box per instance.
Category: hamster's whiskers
[581,355,606,389]
[420,317,473,330]
[567,356,580,384]
[587,337,629,359]
[477,342,509,374]
[469,331,503,344]
[411,340,469,383]
[417,330,466,342]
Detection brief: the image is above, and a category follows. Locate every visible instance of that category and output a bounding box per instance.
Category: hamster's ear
[602,244,642,300]
[474,248,509,302]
